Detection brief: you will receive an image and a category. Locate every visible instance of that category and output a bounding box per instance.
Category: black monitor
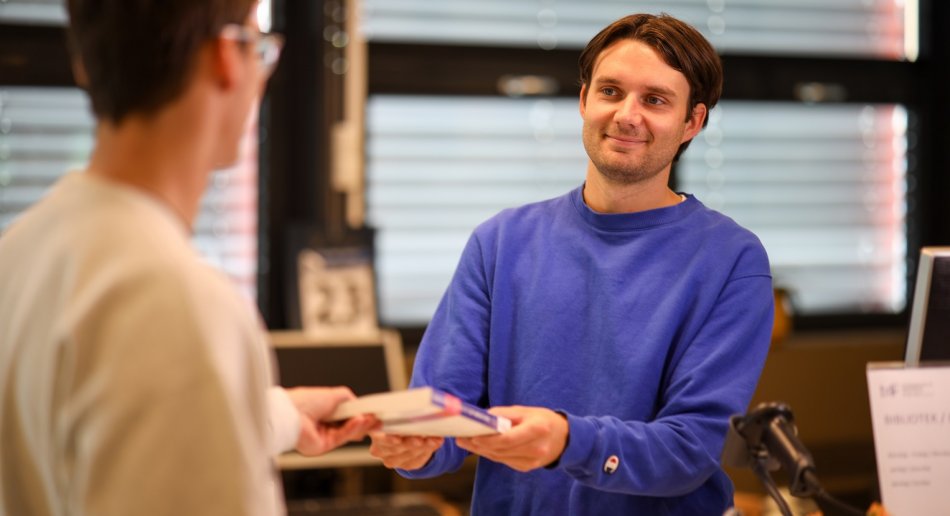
[904,247,950,366]
[269,329,407,468]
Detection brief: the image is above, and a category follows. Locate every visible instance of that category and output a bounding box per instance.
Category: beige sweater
[0,172,299,516]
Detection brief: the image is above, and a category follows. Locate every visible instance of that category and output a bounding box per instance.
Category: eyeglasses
[220,24,285,78]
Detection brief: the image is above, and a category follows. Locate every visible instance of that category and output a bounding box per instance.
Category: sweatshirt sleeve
[554,272,774,496]
[395,233,492,479]
[267,386,301,455]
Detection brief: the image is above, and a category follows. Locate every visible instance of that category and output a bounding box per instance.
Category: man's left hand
[456,405,568,472]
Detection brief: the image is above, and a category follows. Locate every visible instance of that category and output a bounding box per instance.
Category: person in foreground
[370,13,775,515]
[0,1,375,515]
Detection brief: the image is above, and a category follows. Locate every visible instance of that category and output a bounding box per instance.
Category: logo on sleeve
[603,455,619,474]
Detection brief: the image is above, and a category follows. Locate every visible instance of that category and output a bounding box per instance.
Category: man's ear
[71,57,89,88]
[209,35,243,90]
[579,84,588,117]
[681,103,707,143]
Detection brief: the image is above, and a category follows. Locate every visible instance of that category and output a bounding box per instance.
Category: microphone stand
[723,402,865,516]
[749,447,795,516]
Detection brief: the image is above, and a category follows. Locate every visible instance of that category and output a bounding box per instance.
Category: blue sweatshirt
[401,185,774,515]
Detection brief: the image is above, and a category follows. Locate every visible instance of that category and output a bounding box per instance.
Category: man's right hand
[369,432,443,470]
[285,386,380,457]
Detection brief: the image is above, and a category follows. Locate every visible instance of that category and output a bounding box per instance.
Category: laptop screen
[275,345,391,395]
[269,329,406,395]
[905,247,950,366]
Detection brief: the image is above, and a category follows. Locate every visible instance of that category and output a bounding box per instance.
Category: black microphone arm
[756,403,818,497]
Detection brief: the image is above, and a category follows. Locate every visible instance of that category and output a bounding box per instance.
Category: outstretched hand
[285,386,379,456]
[456,405,568,472]
[369,432,444,470]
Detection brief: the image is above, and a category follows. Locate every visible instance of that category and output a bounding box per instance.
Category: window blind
[365,95,909,325]
[678,102,908,314]
[0,0,66,26]
[365,96,587,323]
[361,0,915,60]
[0,0,273,29]
[0,86,259,300]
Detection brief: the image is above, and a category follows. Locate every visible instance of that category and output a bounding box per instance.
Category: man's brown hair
[66,0,256,124]
[579,13,723,159]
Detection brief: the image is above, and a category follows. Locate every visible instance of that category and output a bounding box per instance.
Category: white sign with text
[867,363,950,515]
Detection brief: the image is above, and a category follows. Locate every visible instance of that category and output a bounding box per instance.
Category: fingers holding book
[369,432,444,470]
[286,386,381,456]
[456,406,569,472]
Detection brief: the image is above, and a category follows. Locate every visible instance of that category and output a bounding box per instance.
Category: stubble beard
[582,131,669,186]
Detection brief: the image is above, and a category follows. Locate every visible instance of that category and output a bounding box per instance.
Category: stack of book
[329,387,511,437]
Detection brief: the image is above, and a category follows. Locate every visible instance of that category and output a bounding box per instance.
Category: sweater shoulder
[472,191,569,237]
[689,204,771,275]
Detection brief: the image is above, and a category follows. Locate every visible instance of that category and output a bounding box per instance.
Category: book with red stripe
[328,386,512,437]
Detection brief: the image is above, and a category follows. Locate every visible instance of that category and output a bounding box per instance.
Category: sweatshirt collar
[570,184,700,231]
[68,171,191,237]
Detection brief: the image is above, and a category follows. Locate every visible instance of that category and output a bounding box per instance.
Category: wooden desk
[278,447,381,470]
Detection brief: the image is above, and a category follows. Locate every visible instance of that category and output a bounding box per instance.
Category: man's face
[579,39,705,186]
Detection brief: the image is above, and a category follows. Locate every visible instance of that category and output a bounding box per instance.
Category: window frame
[361,9,941,331]
[5,1,950,331]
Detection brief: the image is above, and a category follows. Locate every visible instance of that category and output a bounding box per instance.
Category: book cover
[328,387,512,437]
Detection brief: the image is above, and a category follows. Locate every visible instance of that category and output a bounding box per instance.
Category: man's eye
[601,87,617,96]
[646,96,665,105]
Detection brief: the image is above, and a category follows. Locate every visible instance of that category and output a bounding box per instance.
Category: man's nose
[614,97,644,126]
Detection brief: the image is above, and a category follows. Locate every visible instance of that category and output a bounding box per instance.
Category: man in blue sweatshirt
[370,13,774,515]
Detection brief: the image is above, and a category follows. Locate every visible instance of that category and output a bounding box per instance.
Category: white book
[329,387,512,437]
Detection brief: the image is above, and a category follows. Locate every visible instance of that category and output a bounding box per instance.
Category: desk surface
[278,447,382,470]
